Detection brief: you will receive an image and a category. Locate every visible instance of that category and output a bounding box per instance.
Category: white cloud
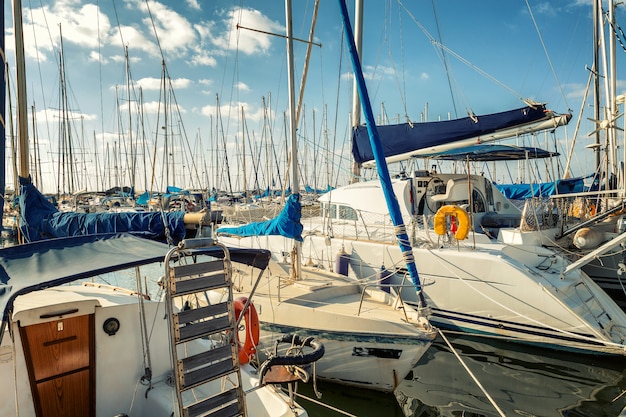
[136,1,197,57]
[186,0,201,11]
[235,82,250,92]
[211,7,283,55]
[135,77,191,90]
[189,50,218,67]
[109,24,160,57]
[200,100,265,124]
[137,77,162,90]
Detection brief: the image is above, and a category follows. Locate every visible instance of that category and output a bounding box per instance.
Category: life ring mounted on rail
[433,204,470,240]
[233,296,260,365]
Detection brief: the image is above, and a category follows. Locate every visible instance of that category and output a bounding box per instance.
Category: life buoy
[233,296,260,365]
[434,205,470,240]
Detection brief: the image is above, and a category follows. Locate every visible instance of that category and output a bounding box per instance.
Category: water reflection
[395,332,626,417]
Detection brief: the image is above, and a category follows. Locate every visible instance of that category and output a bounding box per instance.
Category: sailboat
[482,0,626,313]
[0,234,311,417]
[216,0,437,393]
[220,1,626,356]
[1,1,315,416]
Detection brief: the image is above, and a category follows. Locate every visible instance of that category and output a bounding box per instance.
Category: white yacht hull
[213,264,436,392]
[221,232,626,355]
[0,283,306,417]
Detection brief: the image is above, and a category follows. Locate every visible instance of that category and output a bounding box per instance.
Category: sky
[3,0,625,195]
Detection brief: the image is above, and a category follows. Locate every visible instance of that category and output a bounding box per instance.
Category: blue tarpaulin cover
[351,104,561,164]
[216,193,303,241]
[496,177,585,199]
[18,176,187,243]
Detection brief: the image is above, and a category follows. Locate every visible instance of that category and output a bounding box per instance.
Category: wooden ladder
[165,239,247,417]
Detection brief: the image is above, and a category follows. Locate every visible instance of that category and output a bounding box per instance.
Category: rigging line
[608,18,626,53]
[397,2,409,121]
[397,0,524,102]
[430,0,458,118]
[386,1,410,122]
[30,0,56,188]
[112,1,127,53]
[525,0,571,112]
[144,1,205,188]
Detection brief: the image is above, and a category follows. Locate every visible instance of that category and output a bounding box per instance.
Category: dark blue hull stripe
[260,322,433,346]
[425,306,604,347]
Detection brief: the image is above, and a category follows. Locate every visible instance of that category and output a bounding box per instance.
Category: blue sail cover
[18,177,187,243]
[352,105,568,164]
[216,193,303,241]
[418,144,559,161]
[496,177,585,200]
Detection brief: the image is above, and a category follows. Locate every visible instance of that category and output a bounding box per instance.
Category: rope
[437,329,506,417]
[290,391,356,417]
[525,0,571,111]
[135,266,153,394]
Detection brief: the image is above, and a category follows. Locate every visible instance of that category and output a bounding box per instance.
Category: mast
[350,0,363,183]
[241,106,247,201]
[0,0,5,221]
[125,46,135,193]
[338,0,426,307]
[593,0,601,171]
[285,0,301,277]
[14,0,29,180]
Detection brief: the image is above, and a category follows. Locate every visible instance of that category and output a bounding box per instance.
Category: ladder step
[171,273,228,297]
[177,302,229,325]
[177,316,231,343]
[183,388,242,417]
[180,357,238,390]
[180,345,234,376]
[174,260,225,279]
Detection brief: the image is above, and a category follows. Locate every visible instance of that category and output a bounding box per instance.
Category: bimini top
[0,233,271,339]
[417,144,559,161]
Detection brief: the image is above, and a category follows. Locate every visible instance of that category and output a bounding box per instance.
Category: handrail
[357,282,419,321]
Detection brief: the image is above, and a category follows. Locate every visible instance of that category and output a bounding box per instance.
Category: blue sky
[4,0,624,194]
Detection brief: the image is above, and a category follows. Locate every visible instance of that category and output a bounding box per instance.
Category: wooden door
[20,314,95,417]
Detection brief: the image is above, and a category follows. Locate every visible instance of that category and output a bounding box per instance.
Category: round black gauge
[103,317,120,336]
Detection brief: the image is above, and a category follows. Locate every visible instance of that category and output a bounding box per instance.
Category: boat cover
[417,144,559,161]
[216,193,303,241]
[352,104,569,164]
[0,233,271,342]
[18,176,187,243]
[496,177,585,199]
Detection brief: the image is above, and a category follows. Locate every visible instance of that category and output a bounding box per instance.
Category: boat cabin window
[322,203,357,220]
[322,203,337,219]
[339,205,357,220]
[472,189,486,213]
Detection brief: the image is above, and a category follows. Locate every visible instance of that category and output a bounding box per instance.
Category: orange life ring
[433,204,470,240]
[234,296,260,364]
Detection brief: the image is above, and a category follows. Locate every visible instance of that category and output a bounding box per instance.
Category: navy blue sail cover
[18,176,187,243]
[351,104,561,164]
